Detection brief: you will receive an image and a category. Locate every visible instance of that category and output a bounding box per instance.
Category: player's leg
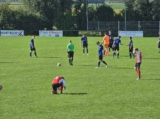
[97,56,102,67]
[112,47,116,58]
[59,83,63,94]
[30,51,32,57]
[52,84,58,94]
[33,48,38,57]
[136,63,141,80]
[116,47,119,58]
[129,48,132,58]
[86,45,89,54]
[83,45,85,54]
[68,52,71,65]
[101,56,108,67]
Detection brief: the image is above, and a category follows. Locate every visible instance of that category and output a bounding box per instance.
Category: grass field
[0,36,160,119]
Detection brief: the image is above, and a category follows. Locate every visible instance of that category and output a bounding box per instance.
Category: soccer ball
[57,63,61,66]
[0,84,2,90]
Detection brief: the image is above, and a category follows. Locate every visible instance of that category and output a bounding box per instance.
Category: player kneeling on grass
[133,48,142,80]
[52,76,66,94]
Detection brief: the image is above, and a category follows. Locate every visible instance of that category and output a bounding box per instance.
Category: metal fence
[88,21,160,36]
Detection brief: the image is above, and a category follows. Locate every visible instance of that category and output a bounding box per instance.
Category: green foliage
[125,0,160,21]
[1,36,160,119]
[96,5,114,21]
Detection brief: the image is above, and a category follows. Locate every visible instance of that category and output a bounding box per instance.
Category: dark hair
[135,48,138,50]
[96,41,100,45]
[130,37,132,39]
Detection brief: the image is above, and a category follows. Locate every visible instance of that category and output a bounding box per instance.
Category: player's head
[61,77,65,80]
[96,41,100,45]
[69,40,72,43]
[32,35,35,39]
[135,48,138,51]
[104,32,107,35]
[108,30,111,34]
[118,36,121,38]
[130,37,132,40]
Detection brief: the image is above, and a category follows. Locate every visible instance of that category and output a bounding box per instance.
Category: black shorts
[135,63,141,69]
[52,83,63,91]
[98,55,103,60]
[113,46,119,51]
[83,44,88,48]
[30,47,36,51]
[68,51,74,58]
[129,47,133,52]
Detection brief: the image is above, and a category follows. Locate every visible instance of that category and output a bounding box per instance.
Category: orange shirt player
[102,32,110,55]
[52,76,66,94]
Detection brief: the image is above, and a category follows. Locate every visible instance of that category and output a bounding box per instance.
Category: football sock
[109,47,110,52]
[87,49,88,54]
[113,52,115,57]
[138,70,141,78]
[102,61,107,65]
[83,49,85,54]
[69,59,71,64]
[129,52,132,58]
[30,52,32,57]
[117,53,119,58]
[34,52,37,57]
[98,62,100,67]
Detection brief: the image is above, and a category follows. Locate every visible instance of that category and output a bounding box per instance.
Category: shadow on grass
[143,58,159,60]
[63,93,88,95]
[143,79,160,81]
[40,57,62,59]
[0,62,14,63]
[114,67,132,69]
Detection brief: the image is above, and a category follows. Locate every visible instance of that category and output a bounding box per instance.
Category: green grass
[0,36,160,119]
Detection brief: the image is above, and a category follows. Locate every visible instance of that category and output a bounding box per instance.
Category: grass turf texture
[0,36,160,119]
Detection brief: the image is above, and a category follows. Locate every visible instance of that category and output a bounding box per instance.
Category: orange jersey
[135,51,142,63]
[52,76,66,87]
[103,35,110,45]
[52,76,63,84]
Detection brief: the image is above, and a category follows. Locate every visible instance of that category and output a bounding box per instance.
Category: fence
[88,21,160,36]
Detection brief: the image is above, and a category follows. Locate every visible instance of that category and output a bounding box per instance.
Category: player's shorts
[68,51,74,58]
[135,62,141,69]
[113,46,119,51]
[52,83,63,91]
[30,47,36,51]
[98,55,103,60]
[129,47,133,52]
[83,44,88,48]
[104,44,109,48]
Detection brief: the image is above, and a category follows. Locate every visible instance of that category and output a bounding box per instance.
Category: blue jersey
[30,39,34,48]
[128,40,133,47]
[108,34,114,40]
[114,38,121,47]
[98,45,103,56]
[81,37,88,45]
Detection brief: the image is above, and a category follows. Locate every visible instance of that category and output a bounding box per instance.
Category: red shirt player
[52,76,66,94]
[133,48,142,80]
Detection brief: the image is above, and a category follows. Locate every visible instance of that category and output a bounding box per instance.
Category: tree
[96,5,114,21]
[22,0,73,29]
[151,0,160,20]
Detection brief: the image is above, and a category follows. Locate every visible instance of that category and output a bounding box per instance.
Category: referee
[67,40,74,66]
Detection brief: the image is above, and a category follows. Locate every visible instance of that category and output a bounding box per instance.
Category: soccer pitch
[0,36,160,119]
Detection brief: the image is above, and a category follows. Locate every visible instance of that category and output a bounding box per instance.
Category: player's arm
[140,53,142,63]
[62,80,66,89]
[120,41,123,45]
[133,48,136,54]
